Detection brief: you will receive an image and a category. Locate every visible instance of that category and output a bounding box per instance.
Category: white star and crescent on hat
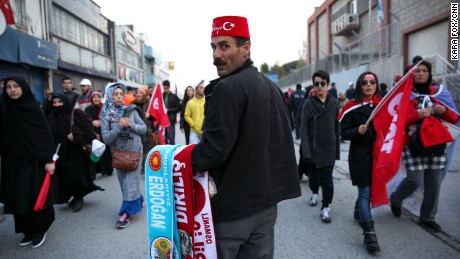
[223,22,235,31]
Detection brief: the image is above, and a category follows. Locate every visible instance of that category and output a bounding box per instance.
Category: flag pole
[365,60,422,126]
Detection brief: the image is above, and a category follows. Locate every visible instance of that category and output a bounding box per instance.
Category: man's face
[80,84,91,94]
[195,84,205,97]
[62,79,72,91]
[211,36,249,78]
[148,87,154,95]
[164,86,171,94]
[313,76,329,97]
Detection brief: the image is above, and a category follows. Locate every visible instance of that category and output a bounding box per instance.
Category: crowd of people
[0,14,458,259]
[286,58,459,255]
[0,73,211,248]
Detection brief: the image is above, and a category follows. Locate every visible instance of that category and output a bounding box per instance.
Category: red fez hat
[211,16,250,38]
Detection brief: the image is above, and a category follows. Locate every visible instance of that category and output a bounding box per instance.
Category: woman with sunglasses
[339,72,381,254]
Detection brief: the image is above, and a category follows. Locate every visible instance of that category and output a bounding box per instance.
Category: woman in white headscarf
[101,83,147,229]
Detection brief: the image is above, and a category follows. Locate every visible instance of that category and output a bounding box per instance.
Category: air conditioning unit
[331,13,360,36]
[347,14,359,26]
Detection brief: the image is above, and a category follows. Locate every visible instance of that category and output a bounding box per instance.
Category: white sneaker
[321,207,331,223]
[309,194,318,207]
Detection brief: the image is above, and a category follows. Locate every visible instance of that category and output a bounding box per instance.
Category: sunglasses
[314,81,327,87]
[361,79,376,85]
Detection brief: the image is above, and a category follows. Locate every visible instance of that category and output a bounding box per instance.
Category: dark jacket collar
[204,58,254,114]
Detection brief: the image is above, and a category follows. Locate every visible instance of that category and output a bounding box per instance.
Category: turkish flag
[0,0,15,24]
[147,83,170,144]
[34,172,50,211]
[148,83,170,127]
[370,73,413,208]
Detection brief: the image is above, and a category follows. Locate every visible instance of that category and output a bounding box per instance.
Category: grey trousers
[214,204,277,259]
[390,168,444,221]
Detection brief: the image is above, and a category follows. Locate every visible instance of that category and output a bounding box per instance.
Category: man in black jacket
[300,70,340,223]
[289,83,306,139]
[61,77,78,107]
[162,80,180,144]
[191,16,301,258]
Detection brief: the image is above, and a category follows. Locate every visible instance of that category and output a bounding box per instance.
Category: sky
[93,0,324,94]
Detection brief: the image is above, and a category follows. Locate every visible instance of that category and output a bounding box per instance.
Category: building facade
[0,0,58,104]
[0,0,169,102]
[49,0,116,93]
[279,0,458,108]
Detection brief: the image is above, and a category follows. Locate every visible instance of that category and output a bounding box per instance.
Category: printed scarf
[145,144,217,259]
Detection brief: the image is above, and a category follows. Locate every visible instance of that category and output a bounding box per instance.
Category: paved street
[0,124,459,258]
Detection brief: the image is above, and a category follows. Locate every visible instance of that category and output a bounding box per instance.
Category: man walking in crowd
[42,88,53,116]
[162,80,180,144]
[345,82,355,100]
[289,83,306,140]
[147,86,154,97]
[301,70,340,223]
[328,82,338,98]
[191,16,301,258]
[74,79,93,110]
[62,77,78,107]
[184,80,205,144]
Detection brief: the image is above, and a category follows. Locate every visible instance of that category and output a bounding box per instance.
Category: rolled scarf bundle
[145,144,217,259]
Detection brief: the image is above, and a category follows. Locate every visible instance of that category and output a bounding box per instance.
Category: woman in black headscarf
[390,60,460,232]
[0,76,56,248]
[47,93,103,213]
[85,91,113,178]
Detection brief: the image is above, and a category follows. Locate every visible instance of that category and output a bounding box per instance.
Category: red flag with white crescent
[147,83,170,144]
[148,83,170,127]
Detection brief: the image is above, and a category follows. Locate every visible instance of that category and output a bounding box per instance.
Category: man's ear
[242,41,251,57]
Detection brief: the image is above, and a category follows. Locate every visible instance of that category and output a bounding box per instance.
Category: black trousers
[307,162,334,209]
[14,206,55,238]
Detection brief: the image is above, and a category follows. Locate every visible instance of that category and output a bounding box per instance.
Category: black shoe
[19,235,33,246]
[391,205,401,217]
[31,233,46,248]
[420,221,441,232]
[72,198,84,212]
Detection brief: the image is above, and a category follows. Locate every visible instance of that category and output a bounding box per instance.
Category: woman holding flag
[389,60,460,232]
[48,93,104,212]
[0,76,56,248]
[101,83,147,229]
[339,72,381,254]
